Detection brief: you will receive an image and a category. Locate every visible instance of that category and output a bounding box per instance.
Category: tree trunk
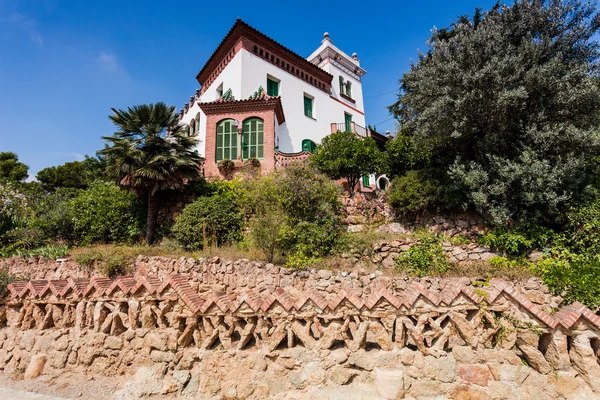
[145,192,160,244]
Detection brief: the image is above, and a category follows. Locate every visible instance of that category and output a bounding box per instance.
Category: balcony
[330,122,368,138]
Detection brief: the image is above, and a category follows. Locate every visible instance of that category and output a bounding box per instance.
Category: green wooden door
[344,113,352,132]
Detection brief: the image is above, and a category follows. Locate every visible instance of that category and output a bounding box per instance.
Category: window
[190,119,196,136]
[339,76,345,94]
[302,139,317,153]
[362,175,371,187]
[345,81,352,98]
[196,113,200,134]
[242,118,264,159]
[304,95,314,118]
[216,119,238,162]
[267,77,279,96]
[344,113,352,132]
[216,83,223,99]
[378,177,389,191]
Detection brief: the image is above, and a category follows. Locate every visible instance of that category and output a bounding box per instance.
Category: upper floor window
[339,76,353,99]
[216,83,224,99]
[242,118,264,159]
[216,119,238,162]
[267,76,279,96]
[304,95,314,119]
[302,139,317,153]
[189,119,196,136]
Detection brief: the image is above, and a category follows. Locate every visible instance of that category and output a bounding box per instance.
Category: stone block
[375,369,404,399]
[24,353,47,379]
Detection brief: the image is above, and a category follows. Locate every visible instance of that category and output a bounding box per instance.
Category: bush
[68,182,144,244]
[74,247,133,278]
[172,195,244,250]
[559,198,600,255]
[241,163,344,267]
[536,249,600,309]
[387,170,441,217]
[395,233,450,276]
[478,225,555,257]
[29,187,80,242]
[244,176,286,262]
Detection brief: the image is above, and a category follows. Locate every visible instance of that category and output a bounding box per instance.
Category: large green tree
[99,103,203,244]
[36,156,107,191]
[0,152,28,182]
[311,130,382,193]
[389,0,600,224]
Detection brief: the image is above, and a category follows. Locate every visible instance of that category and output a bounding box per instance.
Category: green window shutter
[257,120,264,158]
[241,118,264,160]
[242,122,249,160]
[346,81,352,98]
[339,76,344,94]
[267,78,279,96]
[363,175,370,187]
[304,96,313,118]
[302,139,317,153]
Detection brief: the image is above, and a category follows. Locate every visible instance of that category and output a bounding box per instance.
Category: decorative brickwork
[1,257,599,398]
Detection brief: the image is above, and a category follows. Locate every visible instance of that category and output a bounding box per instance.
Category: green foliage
[69,182,144,244]
[73,248,132,278]
[395,233,450,276]
[241,163,344,267]
[387,170,442,217]
[36,156,107,191]
[558,197,600,255]
[7,244,70,260]
[311,131,383,193]
[0,152,28,182]
[384,130,431,177]
[99,102,204,244]
[218,159,235,176]
[244,176,286,262]
[29,188,80,242]
[0,180,33,237]
[275,163,344,261]
[389,0,600,225]
[478,226,554,257]
[172,195,244,250]
[536,249,600,309]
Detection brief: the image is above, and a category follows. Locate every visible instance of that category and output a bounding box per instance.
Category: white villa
[178,19,389,189]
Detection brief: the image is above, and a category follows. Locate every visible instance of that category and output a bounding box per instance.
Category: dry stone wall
[0,257,599,399]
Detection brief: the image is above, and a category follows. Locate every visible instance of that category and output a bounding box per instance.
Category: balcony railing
[330,122,368,138]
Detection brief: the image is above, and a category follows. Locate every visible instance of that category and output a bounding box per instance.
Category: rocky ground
[0,372,122,399]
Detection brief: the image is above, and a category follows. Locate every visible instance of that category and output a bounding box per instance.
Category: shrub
[29,187,80,242]
[172,195,244,250]
[536,249,600,309]
[395,233,450,276]
[218,159,235,177]
[559,198,600,255]
[387,170,441,217]
[68,182,143,244]
[245,176,286,262]
[73,247,132,278]
[275,164,344,260]
[478,225,555,257]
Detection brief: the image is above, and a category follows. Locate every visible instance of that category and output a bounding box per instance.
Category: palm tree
[99,102,203,244]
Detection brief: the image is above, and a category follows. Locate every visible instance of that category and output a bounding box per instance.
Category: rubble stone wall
[1,257,599,399]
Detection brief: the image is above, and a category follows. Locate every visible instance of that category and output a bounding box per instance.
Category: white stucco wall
[240,49,366,153]
[179,44,368,156]
[178,52,244,157]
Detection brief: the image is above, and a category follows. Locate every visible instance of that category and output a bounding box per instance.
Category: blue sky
[1,0,501,178]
